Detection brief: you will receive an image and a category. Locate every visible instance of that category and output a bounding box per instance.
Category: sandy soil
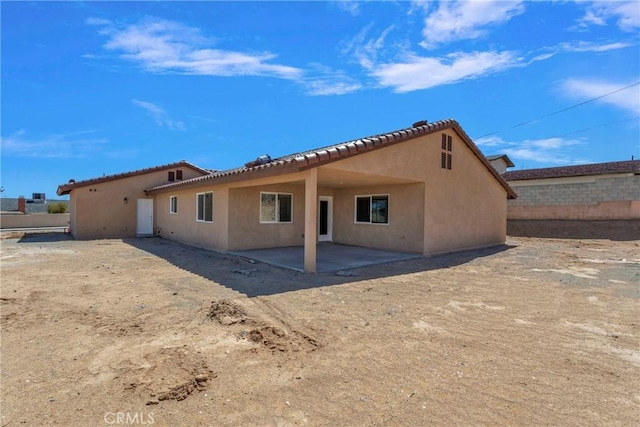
[1,233,638,426]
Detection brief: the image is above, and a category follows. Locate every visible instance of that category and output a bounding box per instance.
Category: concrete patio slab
[230,243,422,272]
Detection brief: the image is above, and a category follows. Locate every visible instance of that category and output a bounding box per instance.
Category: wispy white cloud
[336,0,360,16]
[576,1,640,31]
[370,50,521,93]
[556,40,634,53]
[477,135,588,165]
[0,130,108,158]
[132,99,186,130]
[342,24,396,69]
[416,0,525,49]
[303,64,362,96]
[89,16,303,80]
[560,78,640,114]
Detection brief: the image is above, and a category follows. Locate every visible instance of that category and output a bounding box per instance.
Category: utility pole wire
[474,81,640,139]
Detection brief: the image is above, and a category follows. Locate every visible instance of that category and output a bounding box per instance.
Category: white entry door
[318,196,333,242]
[136,199,154,236]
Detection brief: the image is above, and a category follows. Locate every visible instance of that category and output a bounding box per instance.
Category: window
[355,195,389,224]
[441,133,452,170]
[168,171,175,182]
[196,192,213,222]
[176,170,183,180]
[260,192,293,223]
[170,196,178,214]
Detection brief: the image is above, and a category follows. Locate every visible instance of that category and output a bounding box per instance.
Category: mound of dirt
[209,299,320,353]
[118,346,215,405]
[245,325,320,353]
[208,300,248,325]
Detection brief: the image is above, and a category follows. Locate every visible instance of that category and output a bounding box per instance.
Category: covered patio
[230,242,421,273]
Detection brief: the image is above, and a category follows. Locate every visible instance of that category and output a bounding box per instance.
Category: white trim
[196,191,213,223]
[354,194,390,225]
[318,196,333,242]
[259,191,293,224]
[169,195,178,214]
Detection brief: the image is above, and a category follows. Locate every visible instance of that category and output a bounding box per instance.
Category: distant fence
[0,213,70,229]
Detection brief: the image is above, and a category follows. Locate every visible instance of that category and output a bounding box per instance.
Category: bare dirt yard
[1,233,638,426]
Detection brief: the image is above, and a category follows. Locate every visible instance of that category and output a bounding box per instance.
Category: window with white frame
[196,192,213,222]
[355,195,389,224]
[170,196,178,214]
[260,192,293,223]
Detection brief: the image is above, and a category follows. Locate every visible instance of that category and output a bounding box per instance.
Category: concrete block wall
[0,213,70,229]
[507,175,640,220]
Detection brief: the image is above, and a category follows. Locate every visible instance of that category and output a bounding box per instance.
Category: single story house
[58,119,516,272]
[57,161,211,238]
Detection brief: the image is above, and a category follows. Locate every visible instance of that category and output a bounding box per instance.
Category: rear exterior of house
[146,119,516,270]
[57,161,210,239]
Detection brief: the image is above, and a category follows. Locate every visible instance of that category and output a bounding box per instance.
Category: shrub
[47,202,68,214]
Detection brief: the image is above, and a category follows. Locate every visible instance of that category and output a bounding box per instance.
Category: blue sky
[1,1,639,199]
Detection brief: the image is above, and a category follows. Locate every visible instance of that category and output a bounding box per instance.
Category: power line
[474,81,640,139]
[544,115,640,139]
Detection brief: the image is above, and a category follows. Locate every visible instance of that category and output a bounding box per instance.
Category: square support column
[304,168,318,272]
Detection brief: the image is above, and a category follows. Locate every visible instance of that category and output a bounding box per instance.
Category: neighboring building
[58,119,516,272]
[56,161,211,238]
[0,198,67,214]
[504,160,640,220]
[486,154,515,174]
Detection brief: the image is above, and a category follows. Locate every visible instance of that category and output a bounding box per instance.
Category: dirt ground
[1,233,638,426]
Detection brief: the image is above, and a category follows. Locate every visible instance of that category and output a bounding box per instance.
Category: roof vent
[412,120,428,128]
[68,179,75,183]
[244,154,272,168]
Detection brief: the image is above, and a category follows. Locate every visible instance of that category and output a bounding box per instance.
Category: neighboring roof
[0,198,69,214]
[503,160,640,181]
[486,154,515,168]
[146,119,517,199]
[56,161,210,196]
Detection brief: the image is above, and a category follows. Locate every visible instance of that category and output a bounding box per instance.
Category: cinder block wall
[0,213,70,229]
[508,175,640,220]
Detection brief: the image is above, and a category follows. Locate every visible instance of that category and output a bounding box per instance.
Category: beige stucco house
[58,119,516,272]
[57,161,210,238]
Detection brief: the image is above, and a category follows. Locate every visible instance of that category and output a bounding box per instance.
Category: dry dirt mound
[208,299,320,353]
[118,345,215,405]
[208,300,248,325]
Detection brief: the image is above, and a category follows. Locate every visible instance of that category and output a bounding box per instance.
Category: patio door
[136,199,154,236]
[318,196,333,242]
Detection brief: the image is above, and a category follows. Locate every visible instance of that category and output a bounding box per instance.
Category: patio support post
[304,168,318,272]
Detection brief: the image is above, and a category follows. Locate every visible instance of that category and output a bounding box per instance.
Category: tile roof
[503,160,640,181]
[146,118,517,199]
[56,160,210,196]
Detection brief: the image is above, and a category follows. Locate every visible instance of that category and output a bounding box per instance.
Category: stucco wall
[154,186,229,250]
[0,213,70,229]
[507,174,640,220]
[332,183,424,253]
[227,183,306,250]
[319,131,508,255]
[70,166,204,239]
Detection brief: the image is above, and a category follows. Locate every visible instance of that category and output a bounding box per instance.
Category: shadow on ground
[15,232,74,243]
[124,237,515,297]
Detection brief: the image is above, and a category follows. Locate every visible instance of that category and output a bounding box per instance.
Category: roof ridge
[57,160,210,195]
[145,119,460,193]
